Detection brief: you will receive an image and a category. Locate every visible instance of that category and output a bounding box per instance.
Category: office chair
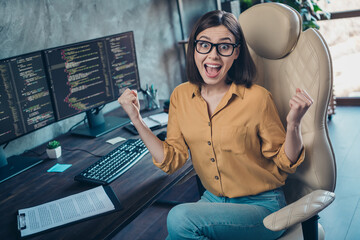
[238,3,336,239]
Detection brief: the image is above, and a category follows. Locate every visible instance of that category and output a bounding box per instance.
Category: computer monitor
[44,31,140,137]
[0,51,56,183]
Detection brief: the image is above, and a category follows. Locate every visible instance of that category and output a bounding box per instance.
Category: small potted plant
[46,140,62,159]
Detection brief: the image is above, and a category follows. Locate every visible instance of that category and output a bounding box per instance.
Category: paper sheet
[130,112,168,128]
[148,112,168,126]
[106,136,126,145]
[130,116,158,128]
[18,186,115,237]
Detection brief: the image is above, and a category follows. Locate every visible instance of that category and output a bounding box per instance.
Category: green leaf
[47,140,60,149]
[313,4,322,12]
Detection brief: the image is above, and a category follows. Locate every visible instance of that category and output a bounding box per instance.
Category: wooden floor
[113,174,201,240]
[112,106,360,240]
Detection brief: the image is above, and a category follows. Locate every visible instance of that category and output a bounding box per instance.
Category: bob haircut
[186,10,256,88]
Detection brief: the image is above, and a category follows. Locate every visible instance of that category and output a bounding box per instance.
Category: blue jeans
[166,188,286,240]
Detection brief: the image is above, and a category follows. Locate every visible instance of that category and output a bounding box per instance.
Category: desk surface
[0,105,193,239]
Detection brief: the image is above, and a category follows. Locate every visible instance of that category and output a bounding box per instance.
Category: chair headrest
[239,3,302,59]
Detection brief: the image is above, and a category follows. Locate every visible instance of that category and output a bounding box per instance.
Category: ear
[233,47,240,59]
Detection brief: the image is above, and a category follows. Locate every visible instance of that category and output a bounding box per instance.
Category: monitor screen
[0,52,55,183]
[44,31,139,137]
[105,32,140,92]
[0,52,55,145]
[44,40,114,120]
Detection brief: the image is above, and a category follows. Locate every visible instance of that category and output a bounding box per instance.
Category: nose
[208,46,219,58]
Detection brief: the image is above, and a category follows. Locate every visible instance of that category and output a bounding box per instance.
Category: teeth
[206,64,221,68]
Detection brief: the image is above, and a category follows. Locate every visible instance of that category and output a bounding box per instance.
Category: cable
[68,105,106,133]
[23,147,101,159]
[62,147,102,158]
[2,141,46,158]
[24,149,46,157]
[68,115,87,133]
[2,142,9,149]
[96,105,105,112]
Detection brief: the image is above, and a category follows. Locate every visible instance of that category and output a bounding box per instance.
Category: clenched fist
[118,89,141,121]
[286,88,313,126]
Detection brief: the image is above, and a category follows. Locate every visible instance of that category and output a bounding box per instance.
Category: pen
[150,84,154,97]
[140,88,159,108]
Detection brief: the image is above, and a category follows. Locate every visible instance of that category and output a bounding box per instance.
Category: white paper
[130,112,168,128]
[18,186,115,237]
[130,116,159,128]
[142,117,160,128]
[148,112,168,126]
[106,136,126,145]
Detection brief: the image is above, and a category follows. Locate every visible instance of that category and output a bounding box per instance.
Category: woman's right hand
[118,89,140,121]
[118,89,165,163]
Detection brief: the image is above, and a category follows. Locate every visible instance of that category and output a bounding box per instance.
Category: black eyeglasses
[194,40,239,57]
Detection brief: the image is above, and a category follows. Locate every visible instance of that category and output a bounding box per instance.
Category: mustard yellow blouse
[153,82,304,198]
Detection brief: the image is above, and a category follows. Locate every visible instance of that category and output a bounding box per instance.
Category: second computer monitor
[0,51,55,183]
[44,31,140,137]
[0,51,55,145]
[44,31,140,121]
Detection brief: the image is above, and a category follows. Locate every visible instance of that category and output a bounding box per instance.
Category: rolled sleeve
[260,92,305,174]
[152,88,189,174]
[152,141,188,174]
[275,144,305,173]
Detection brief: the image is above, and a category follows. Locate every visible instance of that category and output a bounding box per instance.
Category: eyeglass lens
[195,41,235,56]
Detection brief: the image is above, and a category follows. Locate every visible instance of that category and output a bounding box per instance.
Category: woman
[118,10,313,240]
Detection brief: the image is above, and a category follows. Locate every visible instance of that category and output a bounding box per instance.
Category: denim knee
[167,203,200,240]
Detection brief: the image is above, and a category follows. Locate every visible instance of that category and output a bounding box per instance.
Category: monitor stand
[0,148,43,184]
[71,107,130,138]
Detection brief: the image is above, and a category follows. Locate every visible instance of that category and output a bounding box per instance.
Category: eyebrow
[198,36,233,42]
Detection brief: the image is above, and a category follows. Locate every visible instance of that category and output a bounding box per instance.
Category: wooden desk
[0,105,193,239]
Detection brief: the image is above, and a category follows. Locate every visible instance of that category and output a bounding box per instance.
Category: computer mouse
[157,131,167,141]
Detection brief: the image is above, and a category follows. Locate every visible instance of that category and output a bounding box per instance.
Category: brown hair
[186,10,256,88]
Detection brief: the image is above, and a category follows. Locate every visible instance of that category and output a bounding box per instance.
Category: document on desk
[126,112,168,135]
[17,185,121,237]
[147,112,168,126]
[131,112,168,128]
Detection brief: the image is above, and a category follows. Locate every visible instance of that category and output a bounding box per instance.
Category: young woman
[118,10,313,240]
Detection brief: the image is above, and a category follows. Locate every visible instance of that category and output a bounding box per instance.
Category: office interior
[0,0,359,239]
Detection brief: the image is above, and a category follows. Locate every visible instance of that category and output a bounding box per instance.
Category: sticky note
[106,137,126,145]
[47,163,72,173]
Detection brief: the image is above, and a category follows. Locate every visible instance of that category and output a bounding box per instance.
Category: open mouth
[205,64,222,78]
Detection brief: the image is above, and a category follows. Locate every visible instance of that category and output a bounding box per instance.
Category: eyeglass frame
[194,40,240,57]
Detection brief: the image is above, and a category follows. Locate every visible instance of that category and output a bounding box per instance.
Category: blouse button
[208,141,211,145]
[210,158,215,162]
[215,176,219,180]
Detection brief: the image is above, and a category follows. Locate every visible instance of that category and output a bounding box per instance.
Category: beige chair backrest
[239,3,336,203]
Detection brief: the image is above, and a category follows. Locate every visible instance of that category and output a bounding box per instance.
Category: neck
[201,82,230,97]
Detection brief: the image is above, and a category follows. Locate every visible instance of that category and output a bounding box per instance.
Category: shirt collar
[190,82,245,99]
[228,82,245,99]
[190,83,201,98]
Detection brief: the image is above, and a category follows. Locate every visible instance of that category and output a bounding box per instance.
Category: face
[194,25,239,87]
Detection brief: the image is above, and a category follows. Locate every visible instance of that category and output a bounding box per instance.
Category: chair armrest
[263,190,335,231]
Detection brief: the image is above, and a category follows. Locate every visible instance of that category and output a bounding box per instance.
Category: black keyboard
[74,139,149,185]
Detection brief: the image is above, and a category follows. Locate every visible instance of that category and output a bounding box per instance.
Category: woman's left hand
[286,88,313,125]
